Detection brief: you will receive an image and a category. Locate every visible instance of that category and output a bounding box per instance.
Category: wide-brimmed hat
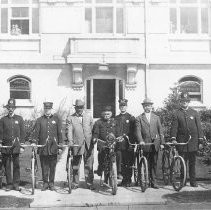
[142,98,153,105]
[118,99,128,106]
[74,99,85,107]
[43,102,53,109]
[4,98,16,109]
[179,91,190,102]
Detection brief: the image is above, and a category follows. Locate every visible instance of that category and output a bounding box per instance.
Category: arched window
[178,76,202,102]
[9,75,31,99]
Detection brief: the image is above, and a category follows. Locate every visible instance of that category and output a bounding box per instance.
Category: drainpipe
[144,0,149,98]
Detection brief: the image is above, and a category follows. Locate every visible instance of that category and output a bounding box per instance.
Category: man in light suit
[136,98,164,189]
[66,99,94,190]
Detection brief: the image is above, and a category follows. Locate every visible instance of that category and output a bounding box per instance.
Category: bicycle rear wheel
[110,161,117,195]
[31,157,35,195]
[162,150,170,185]
[171,156,186,191]
[133,155,139,186]
[67,157,73,194]
[139,157,149,192]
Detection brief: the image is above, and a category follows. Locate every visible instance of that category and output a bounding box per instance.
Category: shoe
[190,182,198,187]
[117,174,123,180]
[126,182,132,187]
[151,184,159,189]
[89,184,95,190]
[94,169,102,177]
[5,185,13,191]
[13,185,21,191]
[49,185,55,191]
[118,179,127,187]
[41,184,49,191]
[71,183,79,189]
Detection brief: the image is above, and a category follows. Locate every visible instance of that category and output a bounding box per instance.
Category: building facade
[0,0,211,119]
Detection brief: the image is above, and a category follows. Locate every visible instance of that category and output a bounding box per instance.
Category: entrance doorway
[86,78,124,118]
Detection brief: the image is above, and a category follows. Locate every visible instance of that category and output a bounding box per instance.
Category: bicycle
[124,136,153,192]
[162,135,191,191]
[95,133,123,195]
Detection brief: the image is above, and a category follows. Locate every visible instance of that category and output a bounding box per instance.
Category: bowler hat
[43,102,53,109]
[103,105,112,112]
[142,98,153,105]
[179,91,190,102]
[118,99,128,106]
[74,99,85,107]
[4,98,16,108]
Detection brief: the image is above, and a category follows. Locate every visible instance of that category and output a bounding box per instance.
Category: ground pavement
[0,146,211,208]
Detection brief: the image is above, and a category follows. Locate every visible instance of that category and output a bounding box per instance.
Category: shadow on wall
[57,65,72,88]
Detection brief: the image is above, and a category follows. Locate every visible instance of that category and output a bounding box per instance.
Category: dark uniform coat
[92,118,116,151]
[0,114,25,154]
[115,112,136,150]
[34,114,63,155]
[170,107,203,152]
[66,112,93,156]
[136,112,164,152]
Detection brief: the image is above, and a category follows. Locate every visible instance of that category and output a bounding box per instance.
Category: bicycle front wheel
[31,157,35,195]
[110,161,117,195]
[67,157,73,194]
[171,156,186,191]
[133,155,139,186]
[139,157,149,192]
[162,150,171,185]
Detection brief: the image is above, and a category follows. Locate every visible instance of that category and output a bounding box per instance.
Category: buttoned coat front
[0,114,25,154]
[66,112,93,156]
[34,114,63,155]
[170,108,203,152]
[136,112,164,152]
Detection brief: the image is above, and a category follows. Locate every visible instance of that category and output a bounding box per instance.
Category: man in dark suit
[115,99,136,186]
[34,102,63,191]
[170,91,203,187]
[0,98,25,191]
[136,98,164,189]
[66,99,94,190]
[93,105,116,179]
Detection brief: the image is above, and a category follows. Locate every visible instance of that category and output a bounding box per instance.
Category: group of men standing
[0,90,203,192]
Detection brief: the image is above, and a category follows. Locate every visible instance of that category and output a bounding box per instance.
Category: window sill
[0,34,41,41]
[189,101,206,110]
[15,99,35,108]
[169,34,210,41]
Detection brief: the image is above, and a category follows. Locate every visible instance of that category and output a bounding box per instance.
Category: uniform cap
[4,98,16,108]
[118,99,128,106]
[179,91,190,102]
[43,102,53,109]
[142,98,153,105]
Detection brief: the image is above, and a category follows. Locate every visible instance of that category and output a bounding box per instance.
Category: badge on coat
[126,120,129,123]
[52,120,56,124]
[15,121,19,124]
[190,116,194,120]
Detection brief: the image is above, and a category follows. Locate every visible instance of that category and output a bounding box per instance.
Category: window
[179,76,202,102]
[9,76,31,99]
[170,0,208,34]
[0,0,39,35]
[85,0,124,34]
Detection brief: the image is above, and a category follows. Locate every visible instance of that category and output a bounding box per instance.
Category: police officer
[33,102,63,191]
[115,99,136,186]
[93,105,116,177]
[170,91,203,187]
[0,98,25,191]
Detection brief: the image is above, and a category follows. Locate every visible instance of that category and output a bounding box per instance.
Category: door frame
[85,76,125,118]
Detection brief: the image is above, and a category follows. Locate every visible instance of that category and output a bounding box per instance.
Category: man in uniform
[66,99,94,190]
[170,91,203,187]
[115,99,136,186]
[33,102,63,191]
[0,98,25,191]
[136,98,164,189]
[93,105,116,178]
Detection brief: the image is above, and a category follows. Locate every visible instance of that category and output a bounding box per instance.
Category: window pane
[11,0,29,3]
[86,80,91,109]
[12,8,29,17]
[119,80,124,100]
[96,7,113,33]
[96,0,112,3]
[1,8,8,33]
[181,0,197,3]
[1,0,8,3]
[85,8,92,33]
[10,79,30,90]
[170,8,177,33]
[180,8,198,33]
[201,8,208,33]
[11,19,29,35]
[116,8,123,33]
[10,91,30,99]
[32,8,39,33]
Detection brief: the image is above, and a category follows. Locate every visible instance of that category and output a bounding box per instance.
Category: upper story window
[85,0,124,34]
[0,0,39,36]
[9,75,31,99]
[170,0,208,34]
[179,76,202,102]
